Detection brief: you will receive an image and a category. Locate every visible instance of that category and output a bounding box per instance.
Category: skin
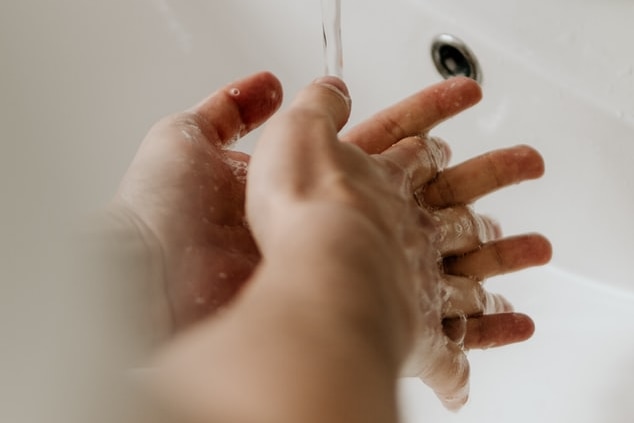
[113,72,551,421]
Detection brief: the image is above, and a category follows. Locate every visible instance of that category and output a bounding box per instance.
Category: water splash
[321,0,343,78]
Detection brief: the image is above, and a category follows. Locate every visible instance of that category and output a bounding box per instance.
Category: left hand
[115,73,283,331]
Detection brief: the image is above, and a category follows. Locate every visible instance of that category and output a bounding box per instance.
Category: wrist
[99,204,173,353]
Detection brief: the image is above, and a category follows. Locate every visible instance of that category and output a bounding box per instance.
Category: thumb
[190,71,284,145]
[246,77,351,247]
[289,76,352,132]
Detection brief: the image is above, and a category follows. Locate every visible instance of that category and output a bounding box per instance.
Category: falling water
[321,0,343,78]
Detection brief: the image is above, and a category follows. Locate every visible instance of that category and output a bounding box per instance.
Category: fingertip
[497,312,535,343]
[438,356,470,411]
[542,236,553,263]
[223,71,284,126]
[512,313,536,341]
[537,234,553,264]
[455,76,483,100]
[191,71,284,143]
[313,75,350,100]
[442,392,470,412]
[289,76,352,131]
[428,343,471,411]
[524,314,536,339]
[311,76,352,118]
[524,233,554,265]
[436,76,483,117]
[514,145,546,179]
[460,312,536,350]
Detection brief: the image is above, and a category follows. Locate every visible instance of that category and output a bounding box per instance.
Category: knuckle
[426,136,451,170]
[377,113,408,141]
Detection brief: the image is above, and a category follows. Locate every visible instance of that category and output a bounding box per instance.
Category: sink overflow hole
[431,34,482,84]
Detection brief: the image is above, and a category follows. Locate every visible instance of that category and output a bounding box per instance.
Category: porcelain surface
[2,1,633,421]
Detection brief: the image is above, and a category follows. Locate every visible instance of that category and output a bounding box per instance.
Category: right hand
[246,77,551,409]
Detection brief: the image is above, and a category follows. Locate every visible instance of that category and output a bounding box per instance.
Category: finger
[423,145,545,207]
[342,77,482,154]
[419,342,470,411]
[377,136,451,189]
[257,77,352,154]
[442,276,513,318]
[246,77,352,226]
[292,76,352,131]
[433,207,501,256]
[445,234,552,280]
[189,71,284,145]
[443,313,535,349]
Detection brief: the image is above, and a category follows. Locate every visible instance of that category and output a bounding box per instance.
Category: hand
[128,75,550,421]
[115,73,283,330]
[244,77,549,410]
[115,72,550,348]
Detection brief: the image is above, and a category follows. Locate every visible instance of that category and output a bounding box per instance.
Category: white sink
[339,2,634,420]
[2,0,633,421]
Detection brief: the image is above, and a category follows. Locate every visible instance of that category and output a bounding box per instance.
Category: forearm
[42,208,176,423]
[153,207,407,423]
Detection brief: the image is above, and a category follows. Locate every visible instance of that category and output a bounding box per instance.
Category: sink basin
[340,2,634,420]
[2,0,633,421]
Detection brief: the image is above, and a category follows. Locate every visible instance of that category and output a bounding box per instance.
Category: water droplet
[230,88,241,96]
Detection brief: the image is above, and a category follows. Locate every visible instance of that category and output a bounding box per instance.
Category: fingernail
[313,76,351,106]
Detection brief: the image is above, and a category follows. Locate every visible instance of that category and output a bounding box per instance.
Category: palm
[163,144,258,328]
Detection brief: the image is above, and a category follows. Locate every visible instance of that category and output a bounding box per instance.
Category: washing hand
[113,72,550,416]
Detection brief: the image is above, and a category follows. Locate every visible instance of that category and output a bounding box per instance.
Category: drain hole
[438,45,472,78]
[431,34,482,83]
